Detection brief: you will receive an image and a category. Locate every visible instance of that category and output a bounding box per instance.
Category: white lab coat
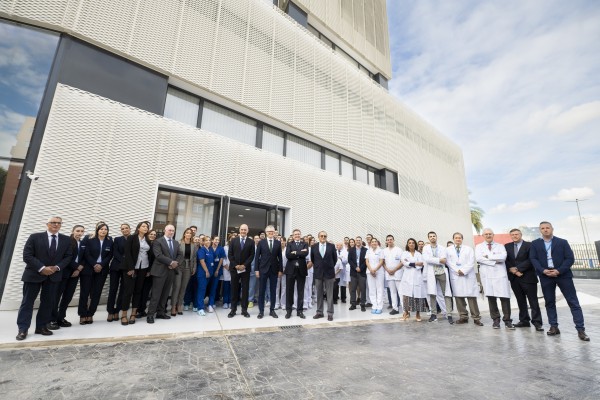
[475,242,511,298]
[399,251,427,298]
[445,245,478,297]
[422,244,452,297]
[335,248,349,285]
[221,245,231,281]
[383,246,403,280]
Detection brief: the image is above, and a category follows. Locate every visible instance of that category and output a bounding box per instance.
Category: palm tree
[469,191,484,234]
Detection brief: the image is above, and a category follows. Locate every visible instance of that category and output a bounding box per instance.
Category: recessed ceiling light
[245,208,251,211]
[238,214,244,217]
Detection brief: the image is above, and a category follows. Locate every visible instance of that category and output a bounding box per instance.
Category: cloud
[550,187,595,201]
[548,101,600,134]
[491,201,539,214]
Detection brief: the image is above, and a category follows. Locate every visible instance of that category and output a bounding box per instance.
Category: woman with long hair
[136,228,156,317]
[53,225,85,327]
[79,222,113,325]
[196,236,214,316]
[120,221,151,325]
[400,238,426,322]
[170,228,196,316]
[207,235,225,313]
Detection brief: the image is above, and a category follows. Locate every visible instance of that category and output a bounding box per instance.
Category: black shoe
[428,314,437,322]
[228,311,236,318]
[47,321,60,330]
[492,318,500,329]
[270,310,278,318]
[349,305,356,310]
[257,313,264,319]
[16,331,27,341]
[534,324,544,332]
[285,312,291,319]
[366,303,372,308]
[390,309,399,315]
[578,330,590,341]
[297,312,306,319]
[455,318,468,324]
[547,326,560,336]
[34,327,53,336]
[333,301,338,304]
[447,315,454,324]
[360,305,366,312]
[514,321,531,328]
[327,315,333,321]
[58,319,72,328]
[156,314,171,320]
[505,321,515,330]
[341,300,346,303]
[242,311,250,318]
[146,316,155,324]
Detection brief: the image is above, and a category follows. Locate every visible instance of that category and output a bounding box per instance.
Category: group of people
[15,218,589,342]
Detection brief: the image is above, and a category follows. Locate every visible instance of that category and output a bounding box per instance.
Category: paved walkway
[0,280,599,399]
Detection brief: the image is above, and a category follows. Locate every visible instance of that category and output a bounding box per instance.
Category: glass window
[307,24,320,38]
[262,125,285,156]
[287,1,308,27]
[355,162,368,184]
[201,101,257,146]
[153,189,216,237]
[0,21,59,260]
[286,135,321,168]
[320,34,334,49]
[385,170,398,194]
[163,87,199,126]
[367,167,376,187]
[324,150,339,174]
[341,156,353,179]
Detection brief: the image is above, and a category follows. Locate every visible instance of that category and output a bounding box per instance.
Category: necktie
[487,243,492,251]
[168,239,174,258]
[456,246,460,258]
[269,239,273,252]
[514,243,519,258]
[49,234,57,259]
[241,238,245,247]
[320,243,325,257]
[296,241,300,246]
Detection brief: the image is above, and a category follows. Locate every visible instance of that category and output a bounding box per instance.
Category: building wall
[0,85,472,309]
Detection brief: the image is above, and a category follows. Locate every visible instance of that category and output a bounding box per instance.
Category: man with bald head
[147,225,182,324]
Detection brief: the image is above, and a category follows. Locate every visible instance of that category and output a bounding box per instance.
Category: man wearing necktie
[447,232,482,326]
[254,225,283,319]
[310,231,338,321]
[227,224,255,318]
[146,225,182,324]
[16,216,73,341]
[475,228,513,329]
[284,229,309,319]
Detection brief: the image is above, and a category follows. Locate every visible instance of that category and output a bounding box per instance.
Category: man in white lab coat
[476,228,514,329]
[446,232,483,326]
[422,231,454,324]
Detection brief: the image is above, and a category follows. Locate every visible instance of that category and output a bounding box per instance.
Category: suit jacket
[22,231,72,283]
[123,234,143,271]
[66,238,85,276]
[530,236,574,279]
[310,242,338,280]
[254,238,283,275]
[285,240,309,276]
[81,236,113,276]
[110,235,128,271]
[504,241,537,284]
[150,236,183,277]
[227,236,255,274]
[348,246,367,277]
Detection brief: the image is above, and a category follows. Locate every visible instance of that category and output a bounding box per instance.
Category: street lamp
[566,198,593,267]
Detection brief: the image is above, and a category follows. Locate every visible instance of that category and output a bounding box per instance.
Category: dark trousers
[230,270,250,313]
[540,275,585,330]
[286,272,306,312]
[183,275,198,308]
[349,275,366,306]
[487,296,512,322]
[107,269,124,314]
[258,271,278,313]
[17,280,57,331]
[53,274,79,322]
[78,270,108,317]
[510,279,542,325]
[137,275,152,312]
[333,278,340,302]
[148,271,174,317]
[121,270,147,311]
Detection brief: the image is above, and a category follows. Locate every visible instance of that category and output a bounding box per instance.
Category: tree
[469,191,484,234]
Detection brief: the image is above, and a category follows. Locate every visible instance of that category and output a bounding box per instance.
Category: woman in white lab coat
[400,238,427,321]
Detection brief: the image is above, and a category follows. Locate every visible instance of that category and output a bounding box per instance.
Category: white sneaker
[183,305,189,311]
[223,303,229,309]
[193,307,198,312]
[197,309,206,316]
[207,305,214,313]
[265,301,270,307]
[248,301,254,309]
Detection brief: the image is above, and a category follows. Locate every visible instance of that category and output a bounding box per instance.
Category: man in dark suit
[228,224,255,318]
[16,216,73,340]
[285,228,309,319]
[348,237,368,312]
[505,228,543,331]
[530,221,589,341]
[310,231,338,321]
[146,224,182,323]
[254,225,283,319]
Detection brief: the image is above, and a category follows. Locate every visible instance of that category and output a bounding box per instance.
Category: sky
[386,0,600,244]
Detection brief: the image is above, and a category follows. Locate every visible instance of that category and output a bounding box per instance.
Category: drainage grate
[280,325,303,330]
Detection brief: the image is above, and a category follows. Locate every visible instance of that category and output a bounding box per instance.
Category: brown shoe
[455,319,468,324]
[473,320,484,326]
[547,326,561,336]
[578,330,590,341]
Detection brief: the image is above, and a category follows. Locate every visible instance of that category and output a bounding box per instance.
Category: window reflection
[0,20,59,256]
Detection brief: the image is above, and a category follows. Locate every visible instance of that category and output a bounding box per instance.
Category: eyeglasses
[48,222,62,225]
[319,234,327,238]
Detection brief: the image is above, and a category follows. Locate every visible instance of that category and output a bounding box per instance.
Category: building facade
[0,0,471,308]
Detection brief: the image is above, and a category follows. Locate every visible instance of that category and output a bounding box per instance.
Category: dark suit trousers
[121,270,147,311]
[137,275,153,312]
[53,274,79,322]
[107,269,124,314]
[540,275,585,330]
[231,269,250,312]
[286,271,306,312]
[349,275,366,306]
[487,296,512,322]
[315,278,335,315]
[17,280,57,331]
[258,270,278,313]
[88,270,108,317]
[510,279,542,325]
[148,271,174,316]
